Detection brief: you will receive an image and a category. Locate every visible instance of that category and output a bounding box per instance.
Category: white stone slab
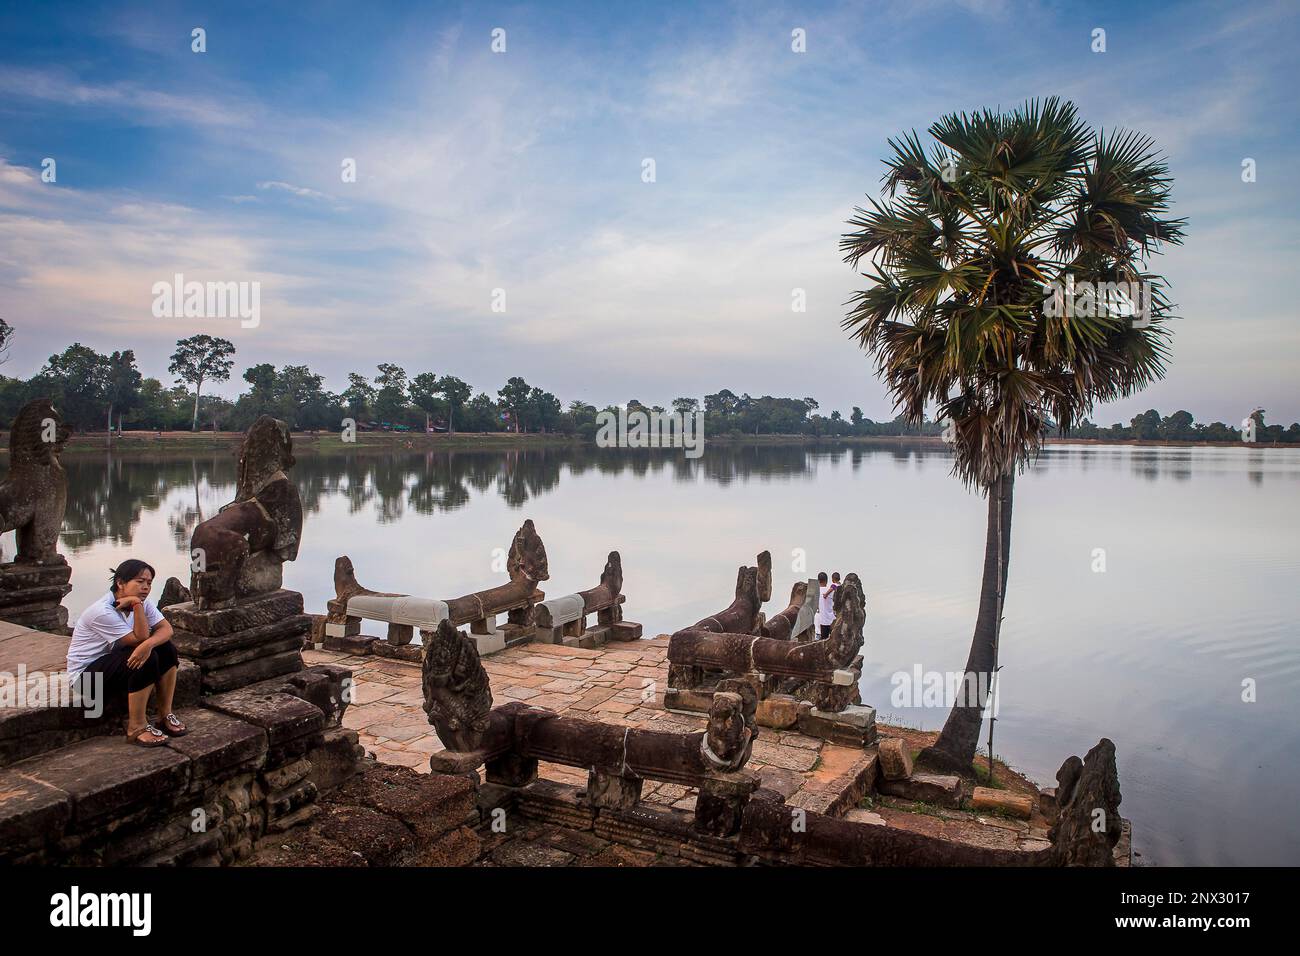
[539,593,584,627]
[347,594,449,628]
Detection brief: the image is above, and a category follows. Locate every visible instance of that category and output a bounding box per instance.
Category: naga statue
[693,550,771,635]
[0,399,69,565]
[328,519,549,644]
[421,619,493,751]
[189,415,302,608]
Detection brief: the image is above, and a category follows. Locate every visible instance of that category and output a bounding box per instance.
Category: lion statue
[0,399,69,565]
[189,415,302,608]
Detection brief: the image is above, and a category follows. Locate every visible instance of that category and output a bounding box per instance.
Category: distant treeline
[0,325,1293,443]
[1057,409,1299,444]
[0,328,940,439]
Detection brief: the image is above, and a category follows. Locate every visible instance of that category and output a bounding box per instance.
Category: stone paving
[304,635,1080,857]
[305,635,874,814]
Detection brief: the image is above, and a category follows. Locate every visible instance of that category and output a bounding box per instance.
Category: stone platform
[308,635,1102,861]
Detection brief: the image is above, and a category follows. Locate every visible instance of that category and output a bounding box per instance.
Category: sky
[1,0,1297,425]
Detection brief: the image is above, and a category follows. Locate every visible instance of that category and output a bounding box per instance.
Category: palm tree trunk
[919,471,1015,773]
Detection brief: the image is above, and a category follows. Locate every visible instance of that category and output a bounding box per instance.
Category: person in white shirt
[817,571,834,639]
[66,559,186,747]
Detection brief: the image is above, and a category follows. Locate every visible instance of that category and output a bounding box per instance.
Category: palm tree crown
[841,96,1185,489]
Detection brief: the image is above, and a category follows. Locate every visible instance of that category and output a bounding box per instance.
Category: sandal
[160,713,188,737]
[128,724,169,747]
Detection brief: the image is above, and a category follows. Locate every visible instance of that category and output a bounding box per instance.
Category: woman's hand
[115,595,143,612]
[126,641,153,669]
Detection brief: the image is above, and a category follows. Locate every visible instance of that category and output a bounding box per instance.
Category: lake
[14,440,1300,866]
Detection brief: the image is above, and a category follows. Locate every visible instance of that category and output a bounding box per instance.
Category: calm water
[11,441,1299,866]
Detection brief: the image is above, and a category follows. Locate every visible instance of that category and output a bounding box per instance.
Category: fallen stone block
[796,703,877,747]
[877,772,962,808]
[971,786,1033,820]
[878,737,913,780]
[755,694,802,729]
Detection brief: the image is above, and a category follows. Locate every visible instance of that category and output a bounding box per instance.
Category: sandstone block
[971,786,1033,819]
[877,772,962,808]
[878,737,913,780]
[164,590,305,637]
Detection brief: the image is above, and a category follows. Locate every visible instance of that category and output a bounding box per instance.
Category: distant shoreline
[0,429,1289,455]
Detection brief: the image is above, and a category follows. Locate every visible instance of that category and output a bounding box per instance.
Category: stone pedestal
[0,561,72,634]
[165,589,309,694]
[796,703,878,747]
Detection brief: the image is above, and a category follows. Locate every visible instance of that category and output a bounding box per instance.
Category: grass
[874,712,923,731]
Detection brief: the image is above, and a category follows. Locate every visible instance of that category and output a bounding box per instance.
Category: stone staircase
[0,620,364,866]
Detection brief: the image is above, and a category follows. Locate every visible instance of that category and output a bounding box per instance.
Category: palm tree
[840,97,1184,773]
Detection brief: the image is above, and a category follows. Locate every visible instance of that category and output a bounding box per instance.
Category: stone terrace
[309,636,872,814]
[306,635,1069,856]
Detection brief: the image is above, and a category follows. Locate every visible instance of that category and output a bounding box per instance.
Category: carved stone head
[9,398,68,468]
[506,519,549,584]
[236,415,295,500]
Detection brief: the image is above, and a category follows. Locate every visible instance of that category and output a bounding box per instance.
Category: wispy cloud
[0,0,1296,423]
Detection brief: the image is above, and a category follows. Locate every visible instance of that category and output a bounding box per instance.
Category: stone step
[0,705,267,863]
[1,622,201,767]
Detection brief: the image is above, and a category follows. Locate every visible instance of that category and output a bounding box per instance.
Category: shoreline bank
[1,430,1288,455]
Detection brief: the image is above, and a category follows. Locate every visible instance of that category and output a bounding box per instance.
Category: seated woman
[66,559,187,747]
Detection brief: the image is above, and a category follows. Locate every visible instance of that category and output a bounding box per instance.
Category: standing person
[817,571,834,640]
[831,571,841,594]
[66,559,187,747]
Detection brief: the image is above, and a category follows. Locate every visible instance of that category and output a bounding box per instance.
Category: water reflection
[7,439,1300,866]
[43,441,1300,556]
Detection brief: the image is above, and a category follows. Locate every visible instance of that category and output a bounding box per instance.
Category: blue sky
[1,0,1297,424]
